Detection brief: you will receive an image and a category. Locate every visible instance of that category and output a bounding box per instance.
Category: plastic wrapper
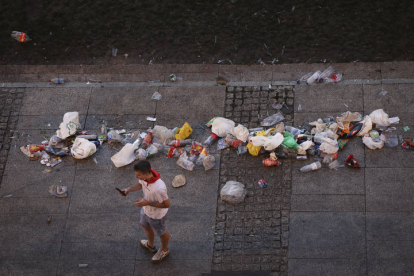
[11,31,32,42]
[153,125,174,144]
[231,124,249,142]
[337,139,349,150]
[71,138,97,159]
[172,174,186,188]
[319,138,339,154]
[220,181,246,204]
[275,122,285,133]
[237,146,248,155]
[329,160,343,170]
[342,124,363,138]
[212,117,235,137]
[336,111,362,123]
[282,132,298,149]
[297,140,314,155]
[176,153,195,171]
[345,154,362,168]
[314,132,328,143]
[49,135,64,148]
[260,113,285,127]
[380,127,398,147]
[309,119,326,134]
[369,109,390,126]
[121,131,141,145]
[357,116,373,136]
[49,185,68,198]
[203,155,216,171]
[196,148,208,165]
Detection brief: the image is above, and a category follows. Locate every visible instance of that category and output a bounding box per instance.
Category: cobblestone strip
[212,85,294,276]
[0,88,25,189]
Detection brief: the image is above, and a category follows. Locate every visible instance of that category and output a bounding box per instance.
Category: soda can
[258,179,268,188]
[263,158,281,167]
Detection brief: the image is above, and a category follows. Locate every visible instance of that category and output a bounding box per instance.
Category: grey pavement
[0,62,413,276]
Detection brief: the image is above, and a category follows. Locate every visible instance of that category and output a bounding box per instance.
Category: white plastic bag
[176,152,195,171]
[362,136,384,150]
[56,112,80,139]
[232,124,249,142]
[71,138,96,159]
[319,138,339,154]
[220,181,246,204]
[152,125,174,144]
[369,109,390,126]
[203,155,216,171]
[212,117,235,137]
[309,119,326,134]
[336,111,362,122]
[297,141,314,155]
[111,143,138,167]
[357,116,373,136]
[249,136,267,147]
[263,133,284,151]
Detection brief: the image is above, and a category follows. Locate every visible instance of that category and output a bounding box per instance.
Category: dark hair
[134,160,152,174]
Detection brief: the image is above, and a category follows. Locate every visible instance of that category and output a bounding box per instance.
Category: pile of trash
[297,66,342,84]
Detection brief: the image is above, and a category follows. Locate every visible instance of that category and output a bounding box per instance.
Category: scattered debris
[216,76,228,85]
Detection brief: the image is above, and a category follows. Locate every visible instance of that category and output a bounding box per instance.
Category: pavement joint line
[0,78,413,88]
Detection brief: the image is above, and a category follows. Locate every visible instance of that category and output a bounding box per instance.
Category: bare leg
[159,230,170,251]
[141,225,155,247]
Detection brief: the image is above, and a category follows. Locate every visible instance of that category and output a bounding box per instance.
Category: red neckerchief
[144,169,160,186]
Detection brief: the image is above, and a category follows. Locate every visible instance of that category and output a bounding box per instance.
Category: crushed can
[258,179,268,188]
[263,158,282,167]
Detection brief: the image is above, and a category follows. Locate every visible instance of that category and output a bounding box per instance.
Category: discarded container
[263,158,281,167]
[112,48,118,56]
[204,133,219,147]
[261,113,285,127]
[11,31,31,42]
[203,155,216,170]
[76,134,97,140]
[297,72,313,84]
[28,144,45,153]
[317,66,334,83]
[45,146,70,156]
[49,78,66,84]
[152,91,162,100]
[380,127,398,147]
[169,74,177,81]
[306,71,321,85]
[237,146,248,155]
[141,132,153,149]
[299,161,322,172]
[324,73,342,83]
[176,153,195,171]
[168,139,193,147]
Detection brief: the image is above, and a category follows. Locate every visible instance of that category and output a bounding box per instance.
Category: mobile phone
[115,188,127,196]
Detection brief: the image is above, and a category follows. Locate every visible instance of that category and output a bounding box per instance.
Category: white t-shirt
[140,179,169,219]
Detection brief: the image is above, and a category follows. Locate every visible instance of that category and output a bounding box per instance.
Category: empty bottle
[203,133,218,148]
[306,71,321,85]
[49,78,66,84]
[297,72,313,84]
[168,139,193,147]
[299,161,322,172]
[317,66,334,83]
[324,73,342,83]
[141,132,153,149]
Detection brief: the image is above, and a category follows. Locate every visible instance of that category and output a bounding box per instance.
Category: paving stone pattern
[212,85,294,275]
[0,88,24,188]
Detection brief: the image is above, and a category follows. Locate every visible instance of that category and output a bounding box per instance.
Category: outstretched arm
[120,182,142,196]
[135,198,170,208]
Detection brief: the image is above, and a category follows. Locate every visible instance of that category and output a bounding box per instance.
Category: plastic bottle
[76,135,97,140]
[141,132,153,149]
[324,73,342,83]
[49,78,66,84]
[299,161,322,172]
[168,139,193,147]
[297,72,313,84]
[45,146,70,156]
[297,155,307,160]
[317,66,334,83]
[306,71,321,85]
[203,133,218,148]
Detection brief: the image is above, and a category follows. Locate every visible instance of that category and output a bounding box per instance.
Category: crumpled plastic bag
[336,111,362,122]
[357,116,372,136]
[71,138,96,159]
[135,149,148,160]
[147,144,159,157]
[196,148,208,166]
[153,125,174,144]
[369,109,390,126]
[282,132,298,149]
[56,112,80,139]
[263,133,284,151]
[203,155,216,170]
[261,113,285,127]
[362,136,384,150]
[111,143,138,167]
[297,140,314,155]
[176,152,195,171]
[220,181,246,204]
[319,138,339,154]
[310,119,326,134]
[212,117,235,137]
[108,130,123,144]
[174,122,193,140]
[172,174,186,188]
[232,124,249,142]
